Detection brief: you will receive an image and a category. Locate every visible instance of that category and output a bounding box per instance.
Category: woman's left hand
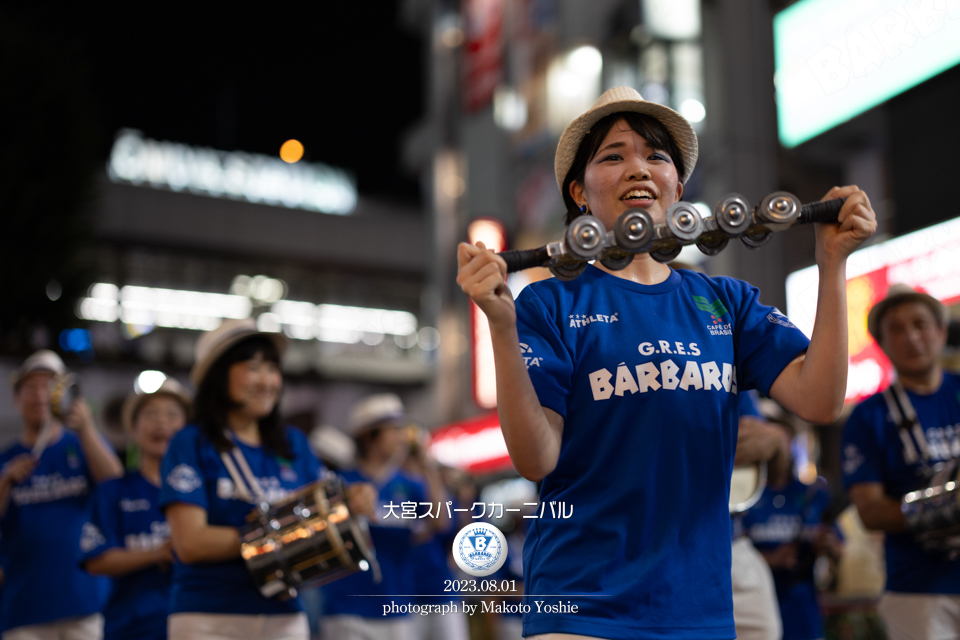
[346,482,377,518]
[814,185,877,266]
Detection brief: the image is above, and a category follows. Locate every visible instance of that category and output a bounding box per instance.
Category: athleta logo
[519,343,543,369]
[569,312,618,328]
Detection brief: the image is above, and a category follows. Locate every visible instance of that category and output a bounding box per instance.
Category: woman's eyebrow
[595,141,626,155]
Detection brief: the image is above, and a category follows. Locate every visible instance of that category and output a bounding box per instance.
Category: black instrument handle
[797,197,846,225]
[501,247,550,273]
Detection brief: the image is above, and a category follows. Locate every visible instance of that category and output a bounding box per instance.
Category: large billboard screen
[785,216,960,404]
[774,0,960,147]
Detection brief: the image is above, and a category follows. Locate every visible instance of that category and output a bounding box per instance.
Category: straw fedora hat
[121,378,192,432]
[554,86,699,192]
[867,283,946,343]
[190,318,287,387]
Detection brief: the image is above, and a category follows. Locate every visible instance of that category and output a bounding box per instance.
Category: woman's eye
[601,154,622,162]
[649,153,668,161]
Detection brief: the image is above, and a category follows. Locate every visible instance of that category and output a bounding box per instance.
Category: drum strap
[882,381,931,465]
[220,441,267,504]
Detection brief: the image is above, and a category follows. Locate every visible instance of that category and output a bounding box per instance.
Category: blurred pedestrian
[321,394,440,640]
[79,378,190,640]
[0,350,123,639]
[842,285,960,639]
[159,319,375,640]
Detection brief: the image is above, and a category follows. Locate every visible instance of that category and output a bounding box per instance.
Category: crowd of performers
[0,85,957,640]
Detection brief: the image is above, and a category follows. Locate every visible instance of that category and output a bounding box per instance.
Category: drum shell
[902,461,960,553]
[239,478,379,599]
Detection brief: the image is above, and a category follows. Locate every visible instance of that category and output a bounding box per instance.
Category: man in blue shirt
[842,284,960,639]
[0,350,124,639]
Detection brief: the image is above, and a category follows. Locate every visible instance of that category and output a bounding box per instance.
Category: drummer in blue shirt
[0,350,123,640]
[159,319,376,640]
[80,377,191,640]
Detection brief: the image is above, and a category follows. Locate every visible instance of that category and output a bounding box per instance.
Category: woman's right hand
[456,242,515,330]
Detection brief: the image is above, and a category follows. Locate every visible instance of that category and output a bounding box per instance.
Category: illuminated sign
[107,130,357,215]
[78,282,420,345]
[774,0,960,147]
[468,219,507,409]
[429,412,513,474]
[786,215,960,403]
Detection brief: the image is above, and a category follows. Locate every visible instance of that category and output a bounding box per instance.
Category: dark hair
[561,111,685,226]
[354,426,384,460]
[193,335,293,459]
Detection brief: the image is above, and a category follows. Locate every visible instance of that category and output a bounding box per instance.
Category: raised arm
[456,242,563,482]
[769,186,877,424]
[67,399,124,482]
[165,503,241,564]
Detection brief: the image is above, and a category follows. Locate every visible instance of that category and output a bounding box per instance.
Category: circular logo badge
[452,522,508,577]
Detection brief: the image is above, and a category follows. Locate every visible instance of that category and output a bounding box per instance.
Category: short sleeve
[288,427,323,481]
[78,481,120,564]
[841,403,883,489]
[731,280,810,396]
[515,288,575,418]
[159,428,208,511]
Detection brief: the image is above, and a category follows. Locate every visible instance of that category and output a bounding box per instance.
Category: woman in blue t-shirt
[81,378,190,640]
[159,319,375,640]
[457,86,877,639]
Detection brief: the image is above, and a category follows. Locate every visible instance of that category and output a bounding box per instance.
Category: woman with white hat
[80,377,190,640]
[457,86,877,639]
[158,319,375,640]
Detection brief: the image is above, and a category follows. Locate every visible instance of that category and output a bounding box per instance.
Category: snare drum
[239,474,381,599]
[902,459,960,556]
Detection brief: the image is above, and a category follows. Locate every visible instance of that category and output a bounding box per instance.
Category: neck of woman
[140,454,161,486]
[898,365,943,395]
[359,453,397,484]
[226,412,262,446]
[597,252,673,285]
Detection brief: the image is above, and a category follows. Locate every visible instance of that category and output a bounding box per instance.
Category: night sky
[11,2,424,203]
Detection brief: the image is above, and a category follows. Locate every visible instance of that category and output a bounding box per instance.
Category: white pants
[167,612,308,640]
[410,611,470,640]
[321,615,415,640]
[731,537,782,640]
[877,593,960,640]
[2,615,103,640]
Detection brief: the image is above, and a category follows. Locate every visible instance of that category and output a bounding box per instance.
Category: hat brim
[554,99,699,193]
[867,292,947,342]
[121,388,192,433]
[190,328,288,387]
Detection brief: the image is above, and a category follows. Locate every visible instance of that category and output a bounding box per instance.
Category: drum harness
[881,381,935,477]
[219,435,269,506]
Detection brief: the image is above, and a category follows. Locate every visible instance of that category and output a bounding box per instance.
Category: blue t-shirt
[79,471,170,640]
[742,478,831,640]
[0,431,108,631]
[321,468,427,618]
[516,266,810,639]
[158,424,322,615]
[841,373,960,594]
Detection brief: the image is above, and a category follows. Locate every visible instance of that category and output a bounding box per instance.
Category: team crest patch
[453,522,508,577]
[79,522,106,553]
[167,464,202,493]
[766,309,797,329]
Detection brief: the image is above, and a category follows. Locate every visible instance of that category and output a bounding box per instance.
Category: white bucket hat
[348,393,405,437]
[10,350,67,389]
[554,86,699,192]
[190,318,287,387]
[121,378,193,432]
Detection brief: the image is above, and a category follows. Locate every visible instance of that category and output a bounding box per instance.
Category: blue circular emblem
[452,522,508,576]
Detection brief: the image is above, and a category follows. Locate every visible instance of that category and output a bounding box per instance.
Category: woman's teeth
[622,189,654,201]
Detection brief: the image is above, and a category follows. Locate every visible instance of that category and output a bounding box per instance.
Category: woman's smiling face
[568,117,683,229]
